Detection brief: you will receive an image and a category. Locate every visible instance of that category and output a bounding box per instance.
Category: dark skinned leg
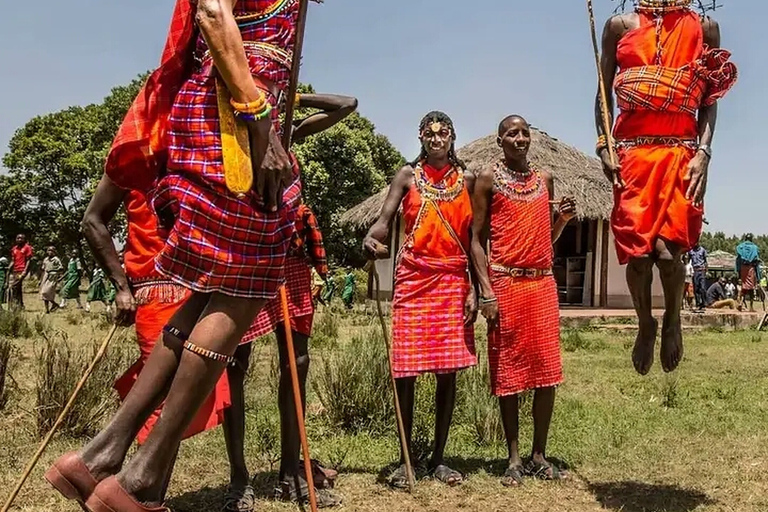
[395,377,416,465]
[655,239,684,373]
[79,292,210,481]
[429,373,457,469]
[114,293,265,506]
[276,329,310,481]
[223,343,253,491]
[531,387,555,466]
[627,256,658,375]
[499,395,521,467]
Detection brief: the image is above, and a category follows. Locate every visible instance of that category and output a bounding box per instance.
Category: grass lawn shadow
[589,480,715,512]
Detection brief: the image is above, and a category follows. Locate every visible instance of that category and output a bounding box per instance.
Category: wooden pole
[587,0,620,179]
[278,1,318,510]
[1,325,121,512]
[366,261,416,493]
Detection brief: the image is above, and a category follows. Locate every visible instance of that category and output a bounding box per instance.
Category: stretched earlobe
[496,137,502,147]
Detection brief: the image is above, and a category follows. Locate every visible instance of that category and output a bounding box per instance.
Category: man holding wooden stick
[45,0,310,510]
[594,0,737,375]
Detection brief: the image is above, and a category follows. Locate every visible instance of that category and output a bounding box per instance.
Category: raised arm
[686,17,721,206]
[292,94,359,143]
[362,165,414,259]
[470,168,496,324]
[81,175,135,325]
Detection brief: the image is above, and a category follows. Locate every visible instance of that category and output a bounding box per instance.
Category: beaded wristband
[229,89,268,115]
[183,341,235,365]
[233,103,273,122]
[595,135,609,156]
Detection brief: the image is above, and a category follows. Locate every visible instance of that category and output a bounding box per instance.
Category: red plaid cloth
[241,254,315,342]
[488,274,562,396]
[391,251,476,378]
[290,204,328,277]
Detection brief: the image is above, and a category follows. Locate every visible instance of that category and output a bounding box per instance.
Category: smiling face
[497,116,531,162]
[419,120,454,161]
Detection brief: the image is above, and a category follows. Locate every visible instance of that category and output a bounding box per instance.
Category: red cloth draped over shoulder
[610,10,737,264]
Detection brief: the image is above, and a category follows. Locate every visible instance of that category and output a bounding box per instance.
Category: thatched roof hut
[341,127,612,229]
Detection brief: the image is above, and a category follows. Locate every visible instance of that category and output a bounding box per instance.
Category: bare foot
[660,312,683,373]
[632,318,658,375]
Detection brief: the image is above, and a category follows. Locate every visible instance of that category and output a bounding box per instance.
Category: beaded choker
[636,0,692,13]
[413,162,464,202]
[493,162,544,202]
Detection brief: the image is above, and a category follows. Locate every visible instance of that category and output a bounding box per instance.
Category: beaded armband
[595,135,608,156]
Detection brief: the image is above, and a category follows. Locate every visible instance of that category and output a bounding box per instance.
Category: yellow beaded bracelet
[229,89,268,115]
[295,92,302,107]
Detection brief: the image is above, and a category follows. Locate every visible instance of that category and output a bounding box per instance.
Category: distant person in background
[85,266,114,314]
[0,256,9,306]
[342,269,356,310]
[40,246,64,314]
[59,250,83,309]
[724,278,736,300]
[688,243,708,312]
[683,255,695,310]
[9,233,33,310]
[736,234,761,312]
[706,277,738,310]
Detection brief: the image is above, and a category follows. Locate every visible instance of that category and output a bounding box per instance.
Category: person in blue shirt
[688,244,708,311]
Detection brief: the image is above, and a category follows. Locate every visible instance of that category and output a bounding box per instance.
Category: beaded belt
[614,137,698,149]
[491,264,553,278]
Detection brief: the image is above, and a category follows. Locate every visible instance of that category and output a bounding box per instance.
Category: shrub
[35,332,130,439]
[0,308,33,338]
[0,337,17,410]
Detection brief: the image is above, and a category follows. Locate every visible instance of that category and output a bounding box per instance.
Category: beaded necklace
[235,0,297,28]
[636,0,691,13]
[493,161,544,203]
[413,162,464,203]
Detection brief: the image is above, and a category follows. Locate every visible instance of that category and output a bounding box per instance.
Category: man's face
[498,117,531,160]
[15,235,25,246]
[46,247,55,258]
[419,121,453,160]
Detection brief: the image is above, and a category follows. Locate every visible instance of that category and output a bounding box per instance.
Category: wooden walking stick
[587,0,621,183]
[1,324,121,512]
[277,1,318,510]
[366,261,416,493]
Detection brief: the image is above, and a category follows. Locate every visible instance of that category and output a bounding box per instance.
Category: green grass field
[1,293,767,512]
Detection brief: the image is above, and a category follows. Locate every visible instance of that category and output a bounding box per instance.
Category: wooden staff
[278,1,318,510]
[1,324,121,512]
[587,0,620,180]
[366,261,416,493]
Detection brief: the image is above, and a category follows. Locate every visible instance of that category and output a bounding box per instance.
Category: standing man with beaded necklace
[596,0,737,375]
[364,111,477,489]
[471,115,575,486]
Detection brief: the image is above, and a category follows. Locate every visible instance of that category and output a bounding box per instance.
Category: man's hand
[685,151,710,207]
[363,236,389,260]
[464,287,478,326]
[248,118,293,211]
[558,196,577,222]
[479,294,499,329]
[599,149,625,189]
[113,288,137,327]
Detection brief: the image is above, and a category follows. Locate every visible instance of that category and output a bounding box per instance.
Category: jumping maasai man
[471,115,575,486]
[46,0,310,510]
[596,0,737,374]
[364,111,477,489]
[59,250,83,310]
[736,234,761,312]
[224,92,356,511]
[40,246,64,314]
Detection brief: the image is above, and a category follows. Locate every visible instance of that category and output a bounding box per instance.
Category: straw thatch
[341,127,613,229]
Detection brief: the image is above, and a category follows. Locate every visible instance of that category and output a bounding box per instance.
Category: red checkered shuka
[148,0,303,298]
[487,170,562,396]
[291,204,328,277]
[241,253,315,343]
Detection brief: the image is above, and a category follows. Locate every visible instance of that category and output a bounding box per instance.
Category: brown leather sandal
[44,451,100,508]
[85,476,170,512]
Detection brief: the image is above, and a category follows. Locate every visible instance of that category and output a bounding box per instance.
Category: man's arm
[81,175,135,325]
[292,94,358,143]
[21,246,33,280]
[362,166,413,259]
[544,170,575,244]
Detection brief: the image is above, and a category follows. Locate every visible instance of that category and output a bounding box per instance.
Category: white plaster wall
[606,231,665,309]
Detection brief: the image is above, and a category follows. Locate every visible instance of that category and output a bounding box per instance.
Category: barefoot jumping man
[46,0,307,510]
[471,115,575,486]
[364,111,477,489]
[224,92,357,511]
[596,0,737,374]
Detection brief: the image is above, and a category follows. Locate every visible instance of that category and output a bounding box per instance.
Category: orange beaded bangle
[229,89,268,115]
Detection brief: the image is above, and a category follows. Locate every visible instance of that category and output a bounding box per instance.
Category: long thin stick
[281,0,311,150]
[278,287,318,512]
[367,262,416,493]
[587,0,619,170]
[1,324,121,512]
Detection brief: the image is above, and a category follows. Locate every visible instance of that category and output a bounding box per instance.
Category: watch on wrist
[697,144,712,159]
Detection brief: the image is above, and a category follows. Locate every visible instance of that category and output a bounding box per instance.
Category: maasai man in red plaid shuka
[226,92,357,509]
[597,0,737,375]
[471,115,576,486]
[364,111,477,490]
[46,1,320,511]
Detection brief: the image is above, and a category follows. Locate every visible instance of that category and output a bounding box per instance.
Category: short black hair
[497,114,529,136]
[411,111,466,170]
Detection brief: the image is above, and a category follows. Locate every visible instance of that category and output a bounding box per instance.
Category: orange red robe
[487,167,562,397]
[113,191,231,445]
[611,9,737,264]
[391,163,476,378]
